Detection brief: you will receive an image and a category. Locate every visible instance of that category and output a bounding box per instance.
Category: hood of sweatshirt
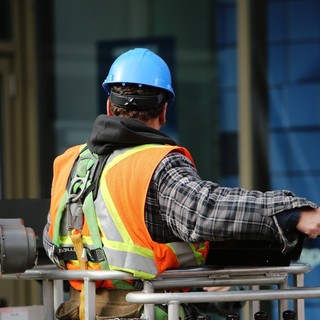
[87,114,177,155]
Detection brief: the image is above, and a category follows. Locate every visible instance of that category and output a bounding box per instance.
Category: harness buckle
[66,200,84,231]
[68,170,91,203]
[66,151,100,231]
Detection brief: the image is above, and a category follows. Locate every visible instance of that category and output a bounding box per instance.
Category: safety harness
[52,145,140,320]
[52,145,135,288]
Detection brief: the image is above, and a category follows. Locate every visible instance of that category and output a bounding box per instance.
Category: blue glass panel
[304,268,320,320]
[287,0,320,41]
[217,0,235,4]
[267,2,286,42]
[288,43,320,82]
[285,84,320,126]
[269,87,286,129]
[270,175,292,191]
[289,132,320,171]
[219,91,238,132]
[217,48,237,88]
[290,174,320,204]
[216,6,236,46]
[269,132,291,172]
[271,174,320,204]
[270,131,320,173]
[268,45,286,85]
[219,175,239,188]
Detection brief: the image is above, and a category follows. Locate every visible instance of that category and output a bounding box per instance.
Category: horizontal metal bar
[1,270,288,291]
[127,287,320,305]
[149,276,287,289]
[158,263,311,279]
[1,267,137,281]
[0,263,310,282]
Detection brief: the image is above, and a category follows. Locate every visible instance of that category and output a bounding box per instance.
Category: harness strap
[53,190,69,246]
[54,246,106,262]
[71,231,87,320]
[71,231,88,270]
[82,191,135,290]
[54,146,135,290]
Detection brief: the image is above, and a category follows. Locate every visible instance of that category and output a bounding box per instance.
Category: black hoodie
[87,114,177,155]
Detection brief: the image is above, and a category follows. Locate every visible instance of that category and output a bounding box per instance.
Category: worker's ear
[159,102,168,126]
[106,98,113,116]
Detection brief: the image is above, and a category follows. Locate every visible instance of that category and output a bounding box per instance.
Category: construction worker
[43,48,320,320]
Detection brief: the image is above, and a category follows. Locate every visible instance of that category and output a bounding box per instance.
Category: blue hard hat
[102,48,175,102]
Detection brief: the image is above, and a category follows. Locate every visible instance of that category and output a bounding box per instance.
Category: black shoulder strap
[82,154,110,201]
[65,146,110,232]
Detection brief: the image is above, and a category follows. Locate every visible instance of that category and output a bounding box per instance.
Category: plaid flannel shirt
[145,152,317,253]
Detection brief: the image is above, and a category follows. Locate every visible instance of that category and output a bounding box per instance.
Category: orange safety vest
[48,144,210,290]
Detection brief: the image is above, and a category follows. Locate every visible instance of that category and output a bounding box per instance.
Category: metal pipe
[150,276,287,289]
[127,287,320,304]
[1,263,310,281]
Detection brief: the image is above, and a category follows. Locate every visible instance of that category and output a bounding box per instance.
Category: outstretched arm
[296,207,320,239]
[152,152,318,249]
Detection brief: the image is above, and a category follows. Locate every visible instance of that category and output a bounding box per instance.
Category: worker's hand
[296,207,320,239]
[202,286,231,292]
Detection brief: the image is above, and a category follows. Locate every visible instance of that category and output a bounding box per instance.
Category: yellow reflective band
[103,239,154,258]
[94,192,154,258]
[81,236,94,245]
[105,247,157,278]
[99,176,132,243]
[59,235,94,245]
[102,144,167,171]
[59,235,73,245]
[167,242,199,267]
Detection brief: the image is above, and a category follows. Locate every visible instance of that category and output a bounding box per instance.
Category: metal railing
[1,263,320,320]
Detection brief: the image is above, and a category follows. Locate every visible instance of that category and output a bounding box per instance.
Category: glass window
[0,0,12,41]
[269,132,291,172]
[288,43,320,82]
[287,0,320,41]
[268,2,286,42]
[285,84,320,127]
[290,132,320,171]
[216,5,236,46]
[268,45,286,85]
[269,87,286,129]
[219,91,238,132]
[0,73,3,198]
[217,48,237,88]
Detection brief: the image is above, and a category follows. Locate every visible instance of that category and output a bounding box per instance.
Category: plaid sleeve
[149,152,317,248]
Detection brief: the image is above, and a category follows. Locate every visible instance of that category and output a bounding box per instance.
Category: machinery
[0,218,37,274]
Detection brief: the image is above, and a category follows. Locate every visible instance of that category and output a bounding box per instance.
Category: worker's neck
[143,118,161,130]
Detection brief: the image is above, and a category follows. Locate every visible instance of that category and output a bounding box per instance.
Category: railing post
[249,284,261,316]
[167,300,180,320]
[42,280,55,320]
[142,281,155,320]
[278,277,289,319]
[84,278,96,320]
[294,272,305,320]
[53,279,64,313]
